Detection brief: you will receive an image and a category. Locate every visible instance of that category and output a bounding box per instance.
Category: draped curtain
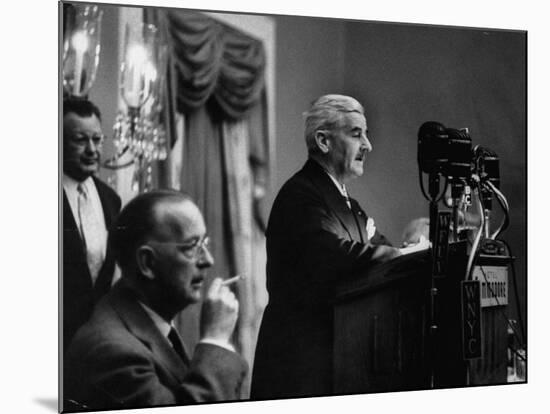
[167,10,266,118]
[146,9,270,397]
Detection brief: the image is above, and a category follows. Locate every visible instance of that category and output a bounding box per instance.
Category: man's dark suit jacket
[63,280,248,411]
[62,176,121,351]
[251,159,392,399]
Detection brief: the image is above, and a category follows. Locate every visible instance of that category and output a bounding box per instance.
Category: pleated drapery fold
[144,10,271,397]
[166,10,266,119]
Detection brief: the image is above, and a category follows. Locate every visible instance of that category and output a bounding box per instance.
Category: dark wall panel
[272,18,526,327]
[272,16,347,207]
[343,22,526,322]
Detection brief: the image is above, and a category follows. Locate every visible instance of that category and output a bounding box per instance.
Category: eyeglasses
[149,236,211,261]
[70,133,105,149]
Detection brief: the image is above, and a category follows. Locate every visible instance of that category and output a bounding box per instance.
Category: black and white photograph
[4,0,548,413]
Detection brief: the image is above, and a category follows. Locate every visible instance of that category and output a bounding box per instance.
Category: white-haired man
[251,94,401,399]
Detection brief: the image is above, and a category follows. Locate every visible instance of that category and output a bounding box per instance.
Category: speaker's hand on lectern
[399,235,431,256]
[371,245,402,263]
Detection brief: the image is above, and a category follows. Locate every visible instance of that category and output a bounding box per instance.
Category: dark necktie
[168,327,187,363]
[347,196,366,243]
[341,186,352,209]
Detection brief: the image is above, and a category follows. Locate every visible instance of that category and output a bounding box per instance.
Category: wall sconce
[62,5,103,97]
[104,22,168,193]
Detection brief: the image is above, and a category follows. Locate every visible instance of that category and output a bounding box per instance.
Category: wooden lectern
[333,242,509,394]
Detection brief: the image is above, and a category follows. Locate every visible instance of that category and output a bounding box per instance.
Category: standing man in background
[62,97,121,350]
[251,94,402,399]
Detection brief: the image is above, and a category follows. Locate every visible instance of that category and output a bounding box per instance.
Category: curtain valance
[166,11,266,119]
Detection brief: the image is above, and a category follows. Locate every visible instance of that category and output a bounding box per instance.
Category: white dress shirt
[63,174,108,283]
[324,170,352,209]
[323,170,378,240]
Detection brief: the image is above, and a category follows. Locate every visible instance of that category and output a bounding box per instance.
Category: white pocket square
[366,217,376,240]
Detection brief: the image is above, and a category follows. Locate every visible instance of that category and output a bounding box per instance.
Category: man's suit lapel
[63,190,84,248]
[63,190,92,281]
[302,160,363,242]
[93,177,117,229]
[92,177,119,296]
[63,190,77,231]
[349,198,369,243]
[109,283,189,384]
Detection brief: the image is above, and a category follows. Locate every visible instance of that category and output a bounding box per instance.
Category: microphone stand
[428,174,440,243]
[450,181,463,242]
[428,173,440,388]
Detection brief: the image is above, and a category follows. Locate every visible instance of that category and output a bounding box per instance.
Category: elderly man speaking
[251,94,401,399]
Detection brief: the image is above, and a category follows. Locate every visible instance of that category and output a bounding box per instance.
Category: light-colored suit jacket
[63,280,248,411]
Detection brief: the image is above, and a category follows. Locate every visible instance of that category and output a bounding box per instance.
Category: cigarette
[222,275,243,286]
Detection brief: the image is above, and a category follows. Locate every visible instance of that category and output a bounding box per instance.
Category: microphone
[417,121,448,175]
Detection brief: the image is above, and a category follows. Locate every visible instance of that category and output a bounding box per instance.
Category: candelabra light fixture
[104,22,168,193]
[62,4,103,97]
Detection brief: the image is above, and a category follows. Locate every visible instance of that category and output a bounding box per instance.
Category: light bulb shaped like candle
[62,5,102,97]
[120,23,159,109]
[71,30,89,95]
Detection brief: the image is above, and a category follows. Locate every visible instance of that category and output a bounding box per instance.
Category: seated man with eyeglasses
[63,190,247,411]
[62,97,121,352]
